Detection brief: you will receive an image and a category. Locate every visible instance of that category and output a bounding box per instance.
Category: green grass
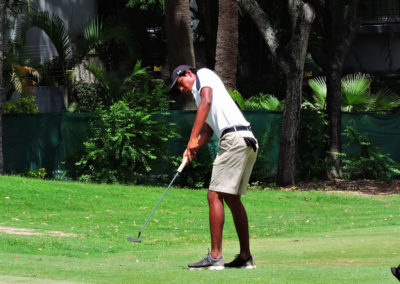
[0,175,399,283]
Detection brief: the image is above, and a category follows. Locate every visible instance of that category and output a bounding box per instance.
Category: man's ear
[185,69,193,77]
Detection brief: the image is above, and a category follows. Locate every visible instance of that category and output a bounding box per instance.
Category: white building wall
[25,0,97,62]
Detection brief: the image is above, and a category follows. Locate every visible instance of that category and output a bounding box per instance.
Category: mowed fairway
[0,176,399,283]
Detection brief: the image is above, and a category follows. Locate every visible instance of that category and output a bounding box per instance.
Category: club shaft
[138,171,180,234]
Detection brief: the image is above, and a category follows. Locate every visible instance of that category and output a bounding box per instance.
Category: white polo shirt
[191,68,250,138]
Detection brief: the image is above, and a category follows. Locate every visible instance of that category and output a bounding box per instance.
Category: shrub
[23,168,47,179]
[3,96,40,114]
[75,63,176,184]
[297,104,330,181]
[337,126,400,180]
[228,89,283,111]
[71,82,104,112]
[76,101,175,183]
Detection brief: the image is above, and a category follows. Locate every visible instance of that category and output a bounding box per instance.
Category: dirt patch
[290,179,400,195]
[0,226,79,237]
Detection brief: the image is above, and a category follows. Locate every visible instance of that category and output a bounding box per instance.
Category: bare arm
[184,87,213,161]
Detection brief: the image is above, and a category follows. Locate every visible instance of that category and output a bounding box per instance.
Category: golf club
[127,156,188,243]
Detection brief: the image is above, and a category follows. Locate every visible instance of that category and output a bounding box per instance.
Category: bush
[75,63,176,184]
[337,126,400,180]
[23,168,47,179]
[297,104,330,181]
[71,82,104,112]
[76,101,175,183]
[3,96,40,114]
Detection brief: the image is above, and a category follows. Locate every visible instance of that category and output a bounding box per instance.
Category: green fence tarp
[342,111,400,162]
[2,111,400,178]
[3,113,92,176]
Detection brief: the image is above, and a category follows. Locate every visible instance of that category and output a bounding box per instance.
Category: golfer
[170,65,258,270]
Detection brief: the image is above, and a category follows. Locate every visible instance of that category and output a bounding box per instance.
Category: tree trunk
[237,0,314,186]
[164,0,196,110]
[277,71,303,185]
[0,1,4,174]
[165,0,195,69]
[317,0,360,179]
[195,0,218,69]
[214,0,238,89]
[326,67,342,178]
[277,4,314,185]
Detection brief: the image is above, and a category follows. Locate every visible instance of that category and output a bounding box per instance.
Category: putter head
[127,237,141,243]
[127,231,142,243]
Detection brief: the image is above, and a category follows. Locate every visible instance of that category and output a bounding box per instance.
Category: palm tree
[215,0,239,89]
[308,73,400,113]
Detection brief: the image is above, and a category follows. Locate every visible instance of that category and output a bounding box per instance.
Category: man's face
[175,70,195,94]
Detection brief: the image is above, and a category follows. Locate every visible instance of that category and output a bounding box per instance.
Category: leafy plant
[340,73,372,112]
[9,62,40,96]
[75,63,175,184]
[228,89,283,111]
[228,89,246,109]
[246,93,283,111]
[337,126,400,180]
[71,82,104,112]
[76,101,174,184]
[307,76,326,109]
[3,96,40,114]
[297,104,330,181]
[23,168,47,179]
[83,62,126,107]
[308,73,400,113]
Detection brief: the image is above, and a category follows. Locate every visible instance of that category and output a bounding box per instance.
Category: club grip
[177,156,188,173]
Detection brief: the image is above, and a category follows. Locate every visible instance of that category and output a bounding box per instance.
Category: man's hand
[185,137,200,162]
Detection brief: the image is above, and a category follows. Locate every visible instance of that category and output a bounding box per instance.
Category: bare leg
[223,193,251,259]
[207,190,225,259]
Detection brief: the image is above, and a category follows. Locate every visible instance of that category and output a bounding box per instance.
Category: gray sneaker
[224,254,256,269]
[188,253,224,270]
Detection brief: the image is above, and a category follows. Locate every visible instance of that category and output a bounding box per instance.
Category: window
[360,0,400,21]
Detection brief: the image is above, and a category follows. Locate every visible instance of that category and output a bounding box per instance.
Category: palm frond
[131,60,148,76]
[262,95,283,111]
[372,88,400,113]
[82,17,103,53]
[308,76,326,110]
[11,63,40,96]
[245,93,283,111]
[29,11,72,68]
[12,15,30,44]
[84,62,108,91]
[341,73,371,111]
[228,89,246,109]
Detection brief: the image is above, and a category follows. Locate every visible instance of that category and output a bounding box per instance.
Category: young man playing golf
[170,65,258,270]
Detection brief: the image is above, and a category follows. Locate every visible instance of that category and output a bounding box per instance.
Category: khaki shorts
[209,131,258,195]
